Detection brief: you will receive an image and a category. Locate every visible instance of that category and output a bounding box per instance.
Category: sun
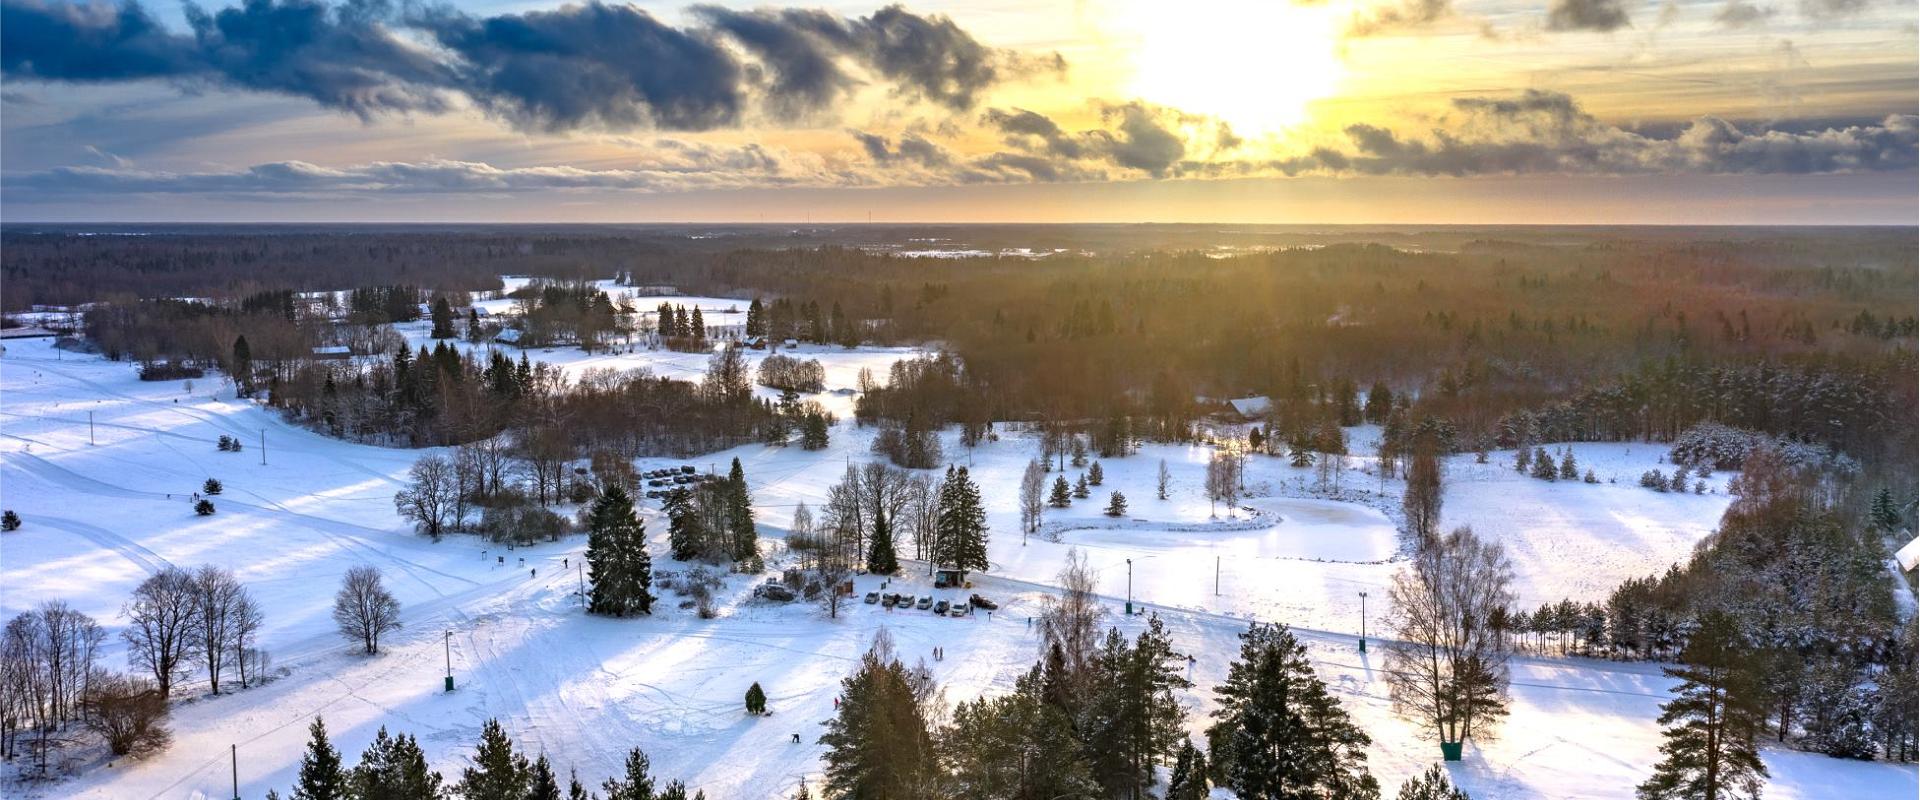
[1119,0,1347,137]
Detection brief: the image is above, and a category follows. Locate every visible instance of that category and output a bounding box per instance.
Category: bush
[83,671,172,757]
[203,478,223,495]
[138,362,204,381]
[195,499,216,515]
[1,510,19,531]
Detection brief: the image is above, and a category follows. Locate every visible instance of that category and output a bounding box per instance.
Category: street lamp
[1358,591,1369,653]
[1125,558,1134,616]
[444,630,454,692]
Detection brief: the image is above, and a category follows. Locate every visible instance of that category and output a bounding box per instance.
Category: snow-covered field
[1,335,1912,799]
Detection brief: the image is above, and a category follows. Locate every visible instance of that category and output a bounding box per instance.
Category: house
[1227,396,1272,420]
[494,328,524,345]
[311,345,352,361]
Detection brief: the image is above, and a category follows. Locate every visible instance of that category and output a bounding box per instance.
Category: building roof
[1228,396,1272,418]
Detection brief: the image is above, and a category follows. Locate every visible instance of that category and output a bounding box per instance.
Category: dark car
[681,465,697,474]
[933,600,950,614]
[882,593,898,607]
[969,594,997,610]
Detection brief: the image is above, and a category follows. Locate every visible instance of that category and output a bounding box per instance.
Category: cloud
[0,0,1054,132]
[1346,0,1452,37]
[1278,91,1917,177]
[1715,0,1777,27]
[1547,0,1632,31]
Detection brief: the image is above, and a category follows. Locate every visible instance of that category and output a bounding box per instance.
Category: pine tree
[0,510,18,531]
[1394,764,1470,800]
[867,502,899,575]
[292,717,348,800]
[1073,474,1090,499]
[745,682,767,715]
[587,485,653,616]
[690,307,706,341]
[726,458,757,563]
[203,478,223,495]
[819,650,936,799]
[1530,447,1557,480]
[1559,451,1578,480]
[1105,491,1128,517]
[943,664,1098,799]
[1087,460,1104,486]
[456,719,530,800]
[801,411,831,450]
[1636,612,1767,800]
[195,498,216,515]
[601,747,658,800]
[527,755,561,800]
[568,770,591,800]
[1049,475,1073,508]
[232,335,255,397]
[1207,623,1379,799]
[349,726,444,800]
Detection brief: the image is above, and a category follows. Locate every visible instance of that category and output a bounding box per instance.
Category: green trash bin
[1440,741,1463,761]
[445,676,455,692]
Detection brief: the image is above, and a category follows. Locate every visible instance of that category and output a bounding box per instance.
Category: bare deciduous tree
[394,454,459,539]
[123,567,200,698]
[231,592,265,690]
[1385,526,1515,754]
[82,671,171,757]
[1038,548,1105,690]
[1403,443,1444,542]
[188,566,246,695]
[333,566,402,655]
[1019,459,1046,540]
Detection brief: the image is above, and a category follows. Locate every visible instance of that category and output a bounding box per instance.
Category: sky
[1,0,1915,223]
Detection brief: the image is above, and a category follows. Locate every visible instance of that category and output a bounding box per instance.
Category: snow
[0,335,1911,799]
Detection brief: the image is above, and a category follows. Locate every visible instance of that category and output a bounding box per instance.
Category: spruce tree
[726,458,757,563]
[934,467,990,572]
[867,503,899,574]
[1166,739,1210,800]
[456,719,530,800]
[1289,433,1315,468]
[293,717,348,800]
[1087,460,1104,486]
[568,770,591,800]
[1637,612,1768,800]
[1559,451,1578,480]
[1105,491,1128,517]
[1073,474,1090,499]
[203,478,223,495]
[431,297,455,339]
[232,335,255,397]
[587,485,652,616]
[1870,487,1903,531]
[1049,475,1073,508]
[665,488,701,562]
[943,664,1099,799]
[1207,623,1379,799]
[746,298,766,337]
[745,682,767,715]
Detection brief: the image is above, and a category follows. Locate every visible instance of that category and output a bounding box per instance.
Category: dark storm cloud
[413,2,746,131]
[847,129,953,167]
[1797,0,1871,18]
[1714,0,1777,27]
[1547,0,1632,31]
[0,0,1052,132]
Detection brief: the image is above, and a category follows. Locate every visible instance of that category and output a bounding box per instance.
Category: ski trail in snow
[29,513,174,574]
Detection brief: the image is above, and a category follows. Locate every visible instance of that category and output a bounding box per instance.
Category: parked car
[882,593,898,607]
[756,584,796,602]
[681,465,697,474]
[969,594,997,610]
[915,596,933,610]
[948,606,967,618]
[896,594,914,608]
[864,591,879,604]
[933,600,950,614]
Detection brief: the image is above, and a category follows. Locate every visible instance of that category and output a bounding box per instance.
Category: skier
[791,733,801,744]
[531,568,536,579]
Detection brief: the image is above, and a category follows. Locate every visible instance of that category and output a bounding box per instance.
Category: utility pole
[1125,558,1133,616]
[259,430,266,466]
[1358,591,1370,653]
[444,630,454,692]
[88,411,95,445]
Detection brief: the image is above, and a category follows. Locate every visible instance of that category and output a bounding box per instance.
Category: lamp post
[1358,591,1370,653]
[444,629,454,692]
[1125,558,1134,616]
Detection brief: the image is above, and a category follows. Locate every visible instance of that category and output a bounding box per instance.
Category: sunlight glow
[1121,0,1347,136]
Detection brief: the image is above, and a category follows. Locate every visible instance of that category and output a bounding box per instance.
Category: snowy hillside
[0,336,1912,799]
